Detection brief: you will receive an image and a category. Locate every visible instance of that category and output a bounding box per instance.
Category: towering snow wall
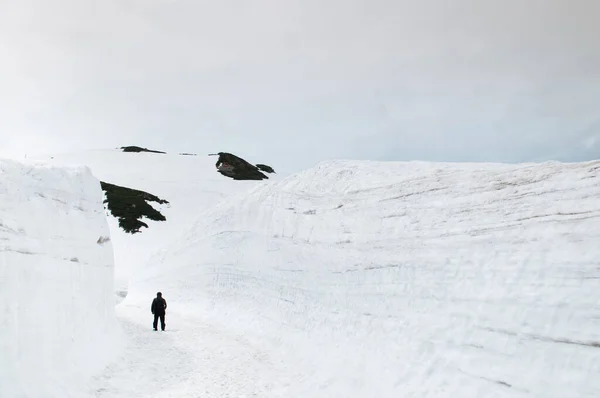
[130,159,600,397]
[0,160,121,398]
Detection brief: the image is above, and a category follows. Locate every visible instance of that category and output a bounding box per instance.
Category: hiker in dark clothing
[151,292,167,331]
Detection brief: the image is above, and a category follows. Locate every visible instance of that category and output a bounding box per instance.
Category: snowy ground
[88,304,297,398]
[108,159,599,397]
[6,152,600,397]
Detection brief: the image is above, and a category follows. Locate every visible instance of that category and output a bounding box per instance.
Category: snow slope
[29,149,274,294]
[116,159,600,397]
[0,159,122,398]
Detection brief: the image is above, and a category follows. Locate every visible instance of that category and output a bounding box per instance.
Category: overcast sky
[1,0,598,172]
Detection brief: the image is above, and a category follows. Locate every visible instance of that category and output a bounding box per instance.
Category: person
[151,292,167,331]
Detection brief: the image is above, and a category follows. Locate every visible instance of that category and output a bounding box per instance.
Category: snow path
[91,306,272,398]
[89,303,294,398]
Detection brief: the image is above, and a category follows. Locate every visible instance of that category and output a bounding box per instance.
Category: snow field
[0,159,123,398]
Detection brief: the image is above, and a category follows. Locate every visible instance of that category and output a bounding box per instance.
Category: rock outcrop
[100,181,169,234]
[121,146,166,154]
[212,152,275,180]
[256,164,276,174]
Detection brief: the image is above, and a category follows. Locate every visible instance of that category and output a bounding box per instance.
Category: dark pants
[153,313,165,330]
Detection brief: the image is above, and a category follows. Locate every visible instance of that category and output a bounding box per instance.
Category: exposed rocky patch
[256,164,276,174]
[212,152,276,180]
[121,146,166,154]
[100,181,169,234]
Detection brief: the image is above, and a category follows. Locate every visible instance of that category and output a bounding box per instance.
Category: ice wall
[0,159,122,398]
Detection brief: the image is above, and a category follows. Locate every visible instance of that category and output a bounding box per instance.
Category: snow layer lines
[0,159,122,398]
[128,159,600,397]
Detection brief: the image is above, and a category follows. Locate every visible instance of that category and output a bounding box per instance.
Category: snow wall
[130,159,600,397]
[0,159,122,398]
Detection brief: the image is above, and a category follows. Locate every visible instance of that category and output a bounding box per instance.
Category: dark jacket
[151,296,167,314]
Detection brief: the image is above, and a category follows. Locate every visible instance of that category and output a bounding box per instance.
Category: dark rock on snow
[256,164,276,174]
[212,152,275,180]
[121,146,166,154]
[100,181,169,234]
